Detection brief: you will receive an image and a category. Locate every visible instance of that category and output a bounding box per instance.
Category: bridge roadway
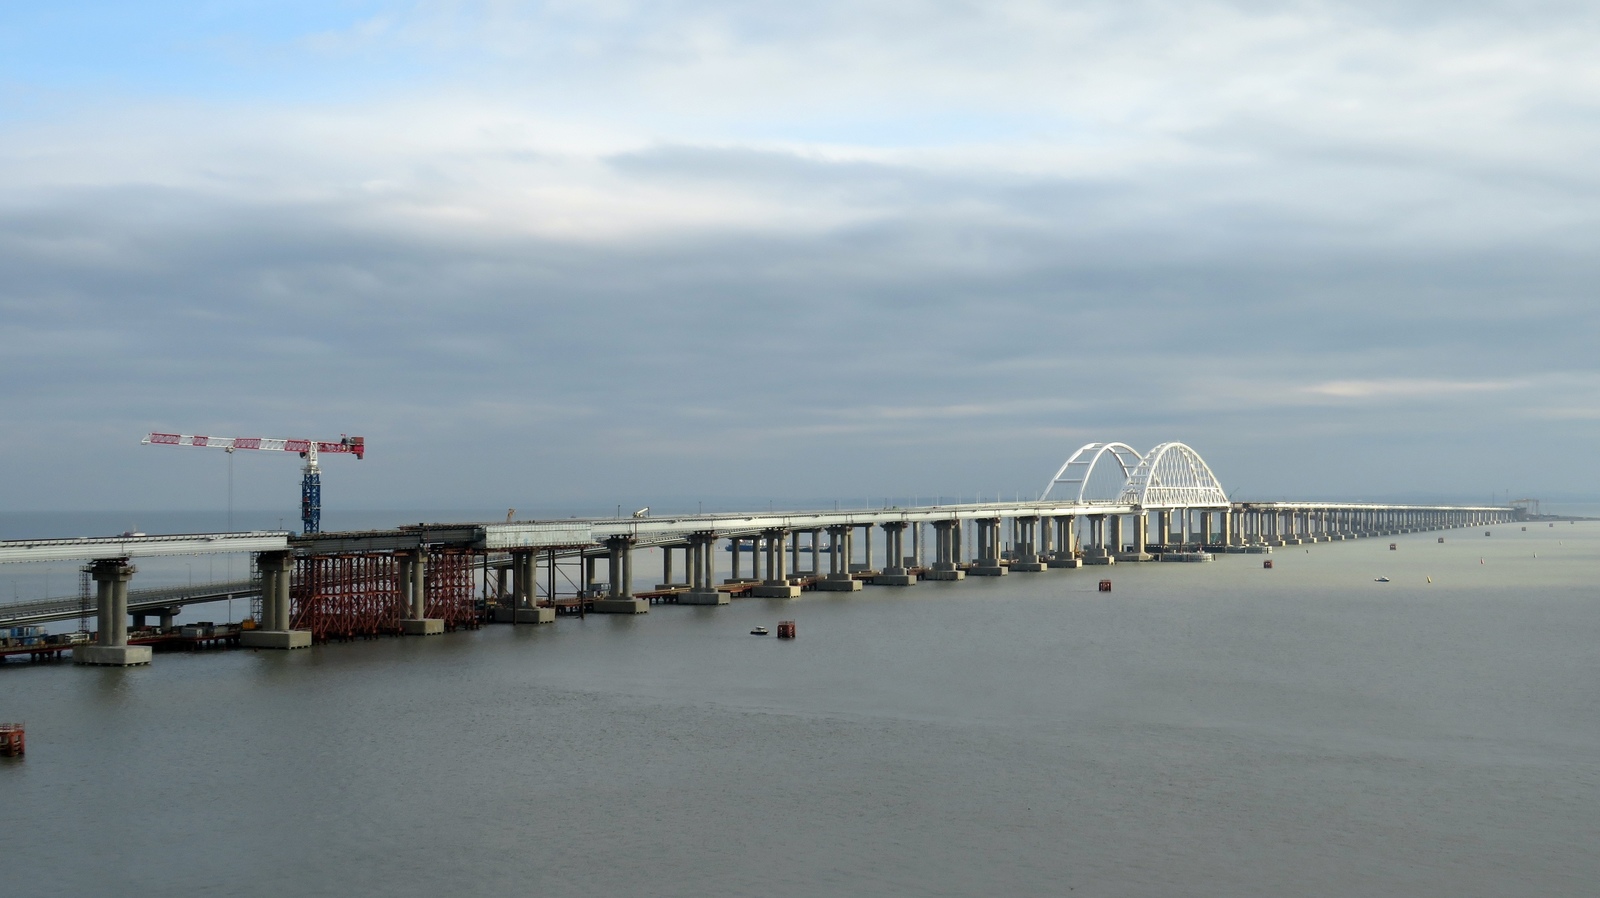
[0,578,260,627]
[0,530,288,565]
[0,499,1513,632]
[0,439,1521,664]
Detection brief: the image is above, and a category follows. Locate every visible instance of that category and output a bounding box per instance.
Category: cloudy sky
[3,0,1598,517]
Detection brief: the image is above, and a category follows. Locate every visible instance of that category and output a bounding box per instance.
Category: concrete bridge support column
[927,520,965,580]
[819,524,863,590]
[848,525,875,574]
[1011,516,1045,572]
[76,559,150,666]
[132,607,177,630]
[240,552,310,650]
[499,551,553,623]
[594,536,647,613]
[774,531,788,582]
[811,529,825,576]
[1084,515,1113,565]
[401,550,445,635]
[1116,512,1152,562]
[682,533,729,605]
[585,555,600,595]
[754,529,801,597]
[531,550,556,621]
[397,552,415,606]
[874,523,916,585]
[726,537,743,583]
[662,546,674,588]
[973,518,1007,576]
[909,524,921,569]
[1043,512,1081,566]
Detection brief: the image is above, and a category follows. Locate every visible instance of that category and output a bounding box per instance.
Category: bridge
[0,442,1516,665]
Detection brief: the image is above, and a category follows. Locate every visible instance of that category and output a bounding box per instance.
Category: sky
[3,0,1599,517]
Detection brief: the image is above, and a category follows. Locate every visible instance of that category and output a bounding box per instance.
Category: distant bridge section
[0,531,289,565]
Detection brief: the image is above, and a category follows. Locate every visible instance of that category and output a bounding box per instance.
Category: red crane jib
[144,434,365,460]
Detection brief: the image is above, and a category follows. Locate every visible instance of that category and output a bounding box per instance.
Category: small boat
[750,626,769,636]
[1374,577,1390,582]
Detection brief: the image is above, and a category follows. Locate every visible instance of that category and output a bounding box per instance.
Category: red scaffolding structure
[292,553,405,641]
[290,549,482,642]
[424,548,480,632]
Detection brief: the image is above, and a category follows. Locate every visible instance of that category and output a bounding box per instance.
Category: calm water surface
[3,522,1597,897]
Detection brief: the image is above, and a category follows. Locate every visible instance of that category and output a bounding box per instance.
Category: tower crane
[141,432,365,534]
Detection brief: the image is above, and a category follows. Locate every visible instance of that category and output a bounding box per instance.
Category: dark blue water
[2,519,1597,896]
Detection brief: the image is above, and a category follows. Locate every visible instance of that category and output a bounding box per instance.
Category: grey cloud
[4,148,1598,511]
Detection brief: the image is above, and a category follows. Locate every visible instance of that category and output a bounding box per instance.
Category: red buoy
[0,723,23,758]
[1098,579,1112,592]
[776,620,797,639]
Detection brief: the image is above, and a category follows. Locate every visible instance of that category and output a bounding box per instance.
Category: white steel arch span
[1038,442,1144,504]
[1117,442,1230,508]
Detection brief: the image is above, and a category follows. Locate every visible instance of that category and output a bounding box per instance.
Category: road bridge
[0,442,1517,664]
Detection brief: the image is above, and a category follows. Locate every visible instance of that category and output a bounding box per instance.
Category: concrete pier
[680,533,728,605]
[75,559,153,666]
[753,528,802,598]
[593,536,648,613]
[817,524,863,590]
[925,518,966,580]
[971,518,1007,576]
[873,522,916,586]
[400,549,444,635]
[241,551,312,649]
[509,550,556,623]
[1008,515,1046,572]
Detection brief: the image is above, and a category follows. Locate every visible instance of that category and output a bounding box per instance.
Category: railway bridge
[0,442,1516,665]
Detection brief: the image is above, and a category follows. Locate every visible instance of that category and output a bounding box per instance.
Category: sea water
[1,518,1597,897]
